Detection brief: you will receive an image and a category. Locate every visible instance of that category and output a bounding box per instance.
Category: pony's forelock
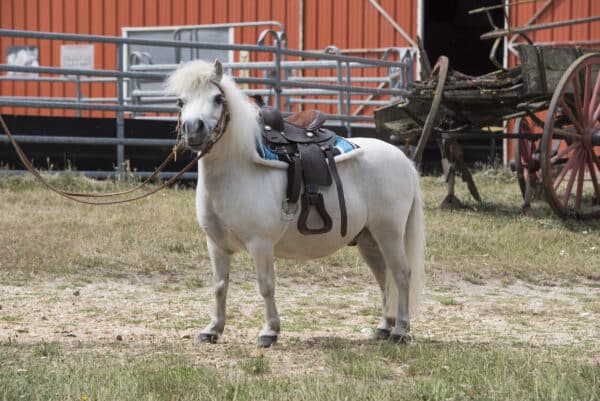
[166,60,220,96]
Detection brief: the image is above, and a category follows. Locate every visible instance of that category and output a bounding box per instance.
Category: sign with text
[60,44,94,71]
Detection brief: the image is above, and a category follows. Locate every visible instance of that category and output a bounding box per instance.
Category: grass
[0,341,598,401]
[1,168,598,285]
[1,169,600,400]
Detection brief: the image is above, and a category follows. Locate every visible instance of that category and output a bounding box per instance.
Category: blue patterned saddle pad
[256,136,359,161]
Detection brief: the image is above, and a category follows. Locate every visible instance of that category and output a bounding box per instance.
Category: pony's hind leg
[248,240,280,348]
[368,225,412,343]
[356,229,395,340]
[198,239,232,344]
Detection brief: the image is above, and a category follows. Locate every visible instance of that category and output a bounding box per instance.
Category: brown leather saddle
[260,107,347,237]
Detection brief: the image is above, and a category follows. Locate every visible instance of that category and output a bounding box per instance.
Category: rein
[0,81,230,205]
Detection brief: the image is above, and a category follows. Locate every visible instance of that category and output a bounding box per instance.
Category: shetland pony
[166,60,425,347]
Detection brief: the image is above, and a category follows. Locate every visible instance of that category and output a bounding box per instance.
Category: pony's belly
[274,238,348,260]
[273,227,362,260]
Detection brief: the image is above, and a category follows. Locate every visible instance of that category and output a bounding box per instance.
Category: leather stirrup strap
[286,155,302,203]
[325,148,348,237]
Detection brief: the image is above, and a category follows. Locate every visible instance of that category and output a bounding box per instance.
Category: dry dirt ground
[1,268,599,371]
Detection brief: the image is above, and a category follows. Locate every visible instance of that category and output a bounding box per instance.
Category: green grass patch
[238,355,270,375]
[0,342,598,401]
[434,295,462,306]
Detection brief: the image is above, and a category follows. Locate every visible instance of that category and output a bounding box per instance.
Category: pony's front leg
[198,239,232,344]
[248,241,280,348]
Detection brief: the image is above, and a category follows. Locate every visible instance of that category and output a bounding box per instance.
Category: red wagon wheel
[514,117,541,199]
[540,53,600,219]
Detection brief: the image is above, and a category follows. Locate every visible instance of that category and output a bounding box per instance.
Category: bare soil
[2,269,599,372]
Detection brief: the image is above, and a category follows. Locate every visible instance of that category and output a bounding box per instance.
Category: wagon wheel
[513,117,542,209]
[540,53,600,219]
[413,56,448,167]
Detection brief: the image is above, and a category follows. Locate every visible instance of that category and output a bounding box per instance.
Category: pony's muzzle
[182,118,207,147]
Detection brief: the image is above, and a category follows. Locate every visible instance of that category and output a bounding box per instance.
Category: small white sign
[60,44,94,70]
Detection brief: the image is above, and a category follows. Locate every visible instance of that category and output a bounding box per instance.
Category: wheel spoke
[553,127,581,140]
[590,65,600,120]
[593,99,600,123]
[583,65,592,121]
[573,73,584,122]
[574,150,586,210]
[562,148,581,206]
[587,150,600,200]
[591,148,600,171]
[559,98,585,135]
[551,141,577,164]
[553,147,578,190]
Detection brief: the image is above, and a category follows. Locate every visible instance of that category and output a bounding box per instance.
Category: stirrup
[297,191,332,235]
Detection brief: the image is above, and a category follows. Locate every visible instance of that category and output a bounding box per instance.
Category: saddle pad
[256,136,360,162]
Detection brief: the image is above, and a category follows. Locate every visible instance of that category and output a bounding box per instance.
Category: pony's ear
[211,59,223,83]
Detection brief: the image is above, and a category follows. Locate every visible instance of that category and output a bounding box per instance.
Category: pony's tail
[384,174,426,320]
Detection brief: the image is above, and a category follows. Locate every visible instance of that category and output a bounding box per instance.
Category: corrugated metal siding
[506,0,599,161]
[1,0,417,117]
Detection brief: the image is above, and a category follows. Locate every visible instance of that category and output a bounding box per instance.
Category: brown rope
[0,80,231,205]
[0,114,199,205]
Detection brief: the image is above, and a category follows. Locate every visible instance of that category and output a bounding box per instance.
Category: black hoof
[389,332,413,344]
[197,333,219,344]
[257,335,278,348]
[374,328,391,340]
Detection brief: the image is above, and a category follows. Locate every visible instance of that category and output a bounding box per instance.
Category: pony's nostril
[194,119,204,133]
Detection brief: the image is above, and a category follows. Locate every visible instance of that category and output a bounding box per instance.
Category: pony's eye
[176,98,185,108]
[214,94,224,105]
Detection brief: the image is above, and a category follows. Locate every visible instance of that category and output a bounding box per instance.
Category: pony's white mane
[166,60,260,160]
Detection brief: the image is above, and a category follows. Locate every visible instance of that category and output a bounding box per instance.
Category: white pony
[166,60,425,347]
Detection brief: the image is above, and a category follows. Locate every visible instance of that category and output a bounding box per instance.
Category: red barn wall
[0,0,418,117]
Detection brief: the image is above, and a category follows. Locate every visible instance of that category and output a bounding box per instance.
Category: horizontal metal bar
[288,76,392,83]
[0,28,410,68]
[0,76,116,83]
[0,98,177,113]
[0,64,166,80]
[130,60,400,72]
[0,28,273,53]
[6,96,118,103]
[0,134,176,146]
[131,87,388,99]
[0,97,371,122]
[170,20,285,33]
[289,98,391,106]
[0,169,198,180]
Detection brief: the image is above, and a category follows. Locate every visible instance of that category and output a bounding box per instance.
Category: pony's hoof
[373,328,391,340]
[389,332,413,344]
[197,333,219,344]
[257,335,278,348]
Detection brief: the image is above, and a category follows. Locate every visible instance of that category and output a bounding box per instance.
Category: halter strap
[175,79,231,156]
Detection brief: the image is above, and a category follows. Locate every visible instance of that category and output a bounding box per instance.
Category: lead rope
[0,106,229,205]
[1,113,204,205]
[0,83,230,205]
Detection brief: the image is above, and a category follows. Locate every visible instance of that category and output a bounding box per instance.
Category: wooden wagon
[375,42,600,219]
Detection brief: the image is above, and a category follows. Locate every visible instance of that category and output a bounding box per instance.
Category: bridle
[0,80,230,205]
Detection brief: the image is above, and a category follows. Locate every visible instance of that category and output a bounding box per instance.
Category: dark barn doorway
[423,0,505,76]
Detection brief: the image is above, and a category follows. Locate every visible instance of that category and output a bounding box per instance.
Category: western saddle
[259,106,347,237]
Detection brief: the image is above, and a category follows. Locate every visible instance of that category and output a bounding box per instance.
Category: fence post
[116,43,125,174]
[75,75,82,118]
[257,29,284,109]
